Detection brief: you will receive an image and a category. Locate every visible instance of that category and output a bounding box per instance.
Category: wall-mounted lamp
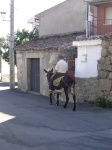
[81,54,87,63]
[0,11,10,22]
[0,11,6,19]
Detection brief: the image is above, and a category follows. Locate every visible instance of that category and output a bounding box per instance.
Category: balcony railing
[88,19,112,36]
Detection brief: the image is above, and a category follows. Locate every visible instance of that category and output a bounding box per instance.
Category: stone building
[85,0,112,37]
[15,32,83,101]
[15,0,86,102]
[73,35,112,102]
[33,0,86,36]
[73,38,102,102]
[72,0,112,102]
[16,0,112,103]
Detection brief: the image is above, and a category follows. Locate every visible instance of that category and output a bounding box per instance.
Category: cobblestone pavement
[0,82,112,150]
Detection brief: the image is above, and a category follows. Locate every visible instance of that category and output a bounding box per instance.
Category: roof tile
[15,31,85,51]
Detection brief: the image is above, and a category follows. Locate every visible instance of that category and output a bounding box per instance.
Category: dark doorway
[30,58,40,93]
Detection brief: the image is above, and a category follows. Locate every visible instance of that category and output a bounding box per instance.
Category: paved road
[0,82,112,150]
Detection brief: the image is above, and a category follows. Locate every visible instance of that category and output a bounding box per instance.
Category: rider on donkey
[49,55,68,92]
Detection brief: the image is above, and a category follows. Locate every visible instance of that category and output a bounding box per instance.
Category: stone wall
[16,50,75,103]
[75,38,112,103]
[16,50,58,95]
[16,39,112,103]
[97,39,112,101]
[75,78,98,103]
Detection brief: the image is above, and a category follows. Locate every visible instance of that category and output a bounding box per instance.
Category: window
[105,7,112,25]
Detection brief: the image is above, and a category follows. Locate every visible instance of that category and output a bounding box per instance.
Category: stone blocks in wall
[101,48,108,57]
[107,96,112,101]
[99,79,112,92]
[98,64,112,71]
[110,40,112,46]
[98,71,108,79]
[109,72,112,80]
[109,46,112,54]
[73,39,112,103]
[101,40,109,49]
[98,39,112,100]
[105,56,111,65]
[75,78,98,103]
[111,56,112,63]
[97,57,106,64]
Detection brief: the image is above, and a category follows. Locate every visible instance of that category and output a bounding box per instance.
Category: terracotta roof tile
[15,31,85,51]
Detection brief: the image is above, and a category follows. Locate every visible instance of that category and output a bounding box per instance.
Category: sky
[0,0,65,38]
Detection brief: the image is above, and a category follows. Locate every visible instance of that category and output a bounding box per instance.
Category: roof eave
[83,0,112,6]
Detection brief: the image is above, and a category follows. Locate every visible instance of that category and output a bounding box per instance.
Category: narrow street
[0,82,112,150]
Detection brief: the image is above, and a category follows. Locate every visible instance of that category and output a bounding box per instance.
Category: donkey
[44,68,76,111]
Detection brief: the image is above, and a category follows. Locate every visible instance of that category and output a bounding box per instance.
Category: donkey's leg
[63,87,69,108]
[49,92,52,105]
[73,93,76,111]
[56,92,59,106]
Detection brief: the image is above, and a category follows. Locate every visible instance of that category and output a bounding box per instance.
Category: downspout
[86,1,89,38]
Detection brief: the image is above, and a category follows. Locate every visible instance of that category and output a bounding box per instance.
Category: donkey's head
[44,68,53,83]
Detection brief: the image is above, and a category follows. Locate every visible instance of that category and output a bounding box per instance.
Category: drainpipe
[86,1,89,38]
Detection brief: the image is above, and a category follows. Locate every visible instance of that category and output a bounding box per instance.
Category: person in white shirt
[49,55,68,91]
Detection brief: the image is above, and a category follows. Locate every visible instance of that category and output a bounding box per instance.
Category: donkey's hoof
[56,103,59,106]
[73,108,76,111]
[63,105,66,108]
[49,102,52,105]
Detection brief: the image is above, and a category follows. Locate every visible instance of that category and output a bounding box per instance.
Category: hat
[58,55,64,59]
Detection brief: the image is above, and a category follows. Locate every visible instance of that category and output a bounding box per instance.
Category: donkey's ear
[51,68,53,72]
[44,69,48,73]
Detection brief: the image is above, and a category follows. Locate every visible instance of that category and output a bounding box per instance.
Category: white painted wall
[73,40,102,78]
[2,59,17,74]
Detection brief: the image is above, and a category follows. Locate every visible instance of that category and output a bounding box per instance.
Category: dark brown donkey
[44,69,76,111]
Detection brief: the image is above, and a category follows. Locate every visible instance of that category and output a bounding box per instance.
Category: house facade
[16,32,81,102]
[73,0,112,102]
[35,0,86,36]
[16,0,112,103]
[16,0,87,102]
[85,0,112,36]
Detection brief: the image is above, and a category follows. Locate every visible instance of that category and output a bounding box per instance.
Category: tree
[1,27,39,64]
[14,28,39,46]
[14,29,29,46]
[29,27,39,41]
[0,37,9,62]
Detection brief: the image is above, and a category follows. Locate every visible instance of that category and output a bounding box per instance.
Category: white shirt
[55,60,68,73]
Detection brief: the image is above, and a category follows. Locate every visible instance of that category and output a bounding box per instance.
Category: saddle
[53,76,64,87]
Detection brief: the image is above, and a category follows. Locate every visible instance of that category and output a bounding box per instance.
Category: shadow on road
[0,82,18,87]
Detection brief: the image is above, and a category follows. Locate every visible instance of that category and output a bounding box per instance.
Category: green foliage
[0,37,8,49]
[29,27,39,40]
[1,27,39,64]
[0,37,9,61]
[95,97,112,108]
[14,29,29,46]
[2,49,9,62]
